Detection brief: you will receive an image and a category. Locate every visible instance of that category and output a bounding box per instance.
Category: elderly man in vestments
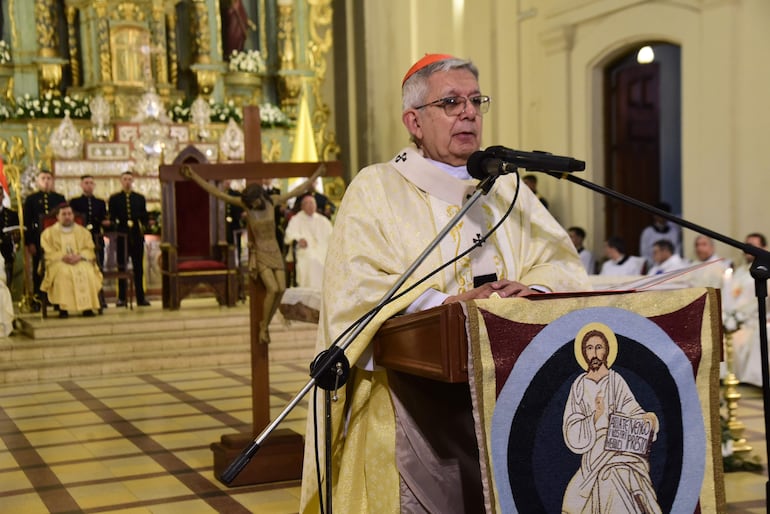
[562,323,661,514]
[299,54,589,513]
[284,195,333,289]
[40,204,103,318]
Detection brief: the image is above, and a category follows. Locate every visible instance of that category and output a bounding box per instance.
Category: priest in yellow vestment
[300,54,590,513]
[41,203,103,317]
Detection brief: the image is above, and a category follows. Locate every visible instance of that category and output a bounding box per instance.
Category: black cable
[313,385,325,514]
[311,172,522,512]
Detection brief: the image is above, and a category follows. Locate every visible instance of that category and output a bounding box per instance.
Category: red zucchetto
[402,53,456,87]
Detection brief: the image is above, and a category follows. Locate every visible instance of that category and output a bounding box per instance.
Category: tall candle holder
[722,329,752,454]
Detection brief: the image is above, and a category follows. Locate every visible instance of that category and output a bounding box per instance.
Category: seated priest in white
[284,194,333,289]
[646,239,688,276]
[599,236,646,276]
[41,203,103,318]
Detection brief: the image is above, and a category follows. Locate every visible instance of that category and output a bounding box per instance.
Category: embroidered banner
[465,288,724,513]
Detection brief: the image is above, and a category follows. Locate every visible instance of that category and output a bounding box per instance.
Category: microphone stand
[219,173,501,509]
[544,170,770,502]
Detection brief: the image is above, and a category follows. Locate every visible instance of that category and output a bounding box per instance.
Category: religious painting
[465,288,724,513]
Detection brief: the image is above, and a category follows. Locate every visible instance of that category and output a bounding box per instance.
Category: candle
[722,268,733,312]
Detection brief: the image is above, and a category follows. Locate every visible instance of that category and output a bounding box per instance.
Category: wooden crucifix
[159,106,343,486]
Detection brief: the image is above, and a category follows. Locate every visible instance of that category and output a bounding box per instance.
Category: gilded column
[277,0,302,118]
[277,1,296,71]
[166,10,178,88]
[94,0,112,84]
[191,0,217,95]
[34,0,64,93]
[193,0,211,64]
[65,4,80,87]
[34,0,57,58]
[151,2,168,86]
[307,0,339,160]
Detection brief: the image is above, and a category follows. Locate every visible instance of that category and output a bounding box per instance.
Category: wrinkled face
[120,174,133,192]
[81,177,95,195]
[583,335,608,371]
[37,173,53,192]
[402,69,483,167]
[57,206,75,227]
[300,195,316,216]
[694,236,713,261]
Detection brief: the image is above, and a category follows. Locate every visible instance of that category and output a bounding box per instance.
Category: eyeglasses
[415,95,491,116]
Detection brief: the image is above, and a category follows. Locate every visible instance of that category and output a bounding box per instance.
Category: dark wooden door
[605,62,660,256]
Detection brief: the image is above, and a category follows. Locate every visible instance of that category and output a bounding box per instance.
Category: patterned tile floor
[0,361,309,513]
[1,361,768,512]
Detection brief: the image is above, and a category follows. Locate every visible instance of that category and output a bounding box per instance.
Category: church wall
[347,0,770,266]
[732,0,770,261]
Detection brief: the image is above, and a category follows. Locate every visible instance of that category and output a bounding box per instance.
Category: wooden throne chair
[160,146,238,310]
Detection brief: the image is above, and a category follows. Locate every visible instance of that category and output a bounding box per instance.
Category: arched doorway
[603,43,682,258]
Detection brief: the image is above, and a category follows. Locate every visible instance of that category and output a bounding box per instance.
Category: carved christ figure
[181,164,326,343]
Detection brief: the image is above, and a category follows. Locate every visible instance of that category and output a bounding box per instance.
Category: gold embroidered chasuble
[300,146,589,513]
[40,223,103,312]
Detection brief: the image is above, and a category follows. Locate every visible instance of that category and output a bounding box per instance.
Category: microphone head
[467,151,501,180]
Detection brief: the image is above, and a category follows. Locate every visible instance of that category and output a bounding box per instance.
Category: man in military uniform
[0,188,20,286]
[70,175,109,266]
[108,171,150,306]
[23,170,66,302]
[70,175,110,308]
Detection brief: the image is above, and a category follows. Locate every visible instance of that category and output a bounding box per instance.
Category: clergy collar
[390,146,476,204]
[426,158,472,180]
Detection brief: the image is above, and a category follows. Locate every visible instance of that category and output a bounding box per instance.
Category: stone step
[0,299,320,384]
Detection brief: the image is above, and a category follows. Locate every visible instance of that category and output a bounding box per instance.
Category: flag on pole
[0,157,9,208]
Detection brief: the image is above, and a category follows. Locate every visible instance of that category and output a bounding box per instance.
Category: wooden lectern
[372,302,467,382]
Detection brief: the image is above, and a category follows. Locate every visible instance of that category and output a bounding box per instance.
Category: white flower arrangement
[0,102,11,121]
[228,49,266,74]
[13,92,91,119]
[259,102,290,127]
[0,40,11,64]
[167,97,290,127]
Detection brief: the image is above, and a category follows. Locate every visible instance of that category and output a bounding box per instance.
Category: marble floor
[0,340,768,512]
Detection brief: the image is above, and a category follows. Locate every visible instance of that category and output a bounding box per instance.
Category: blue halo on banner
[490,306,705,513]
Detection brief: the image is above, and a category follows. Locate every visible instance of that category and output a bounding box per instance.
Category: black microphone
[467,150,506,180]
[485,145,585,172]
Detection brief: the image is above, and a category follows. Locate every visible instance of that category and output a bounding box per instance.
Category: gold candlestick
[723,330,752,454]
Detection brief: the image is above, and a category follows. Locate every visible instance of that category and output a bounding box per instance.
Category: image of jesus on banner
[561,322,662,514]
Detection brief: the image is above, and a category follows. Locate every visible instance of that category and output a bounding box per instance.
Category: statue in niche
[222,0,256,56]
